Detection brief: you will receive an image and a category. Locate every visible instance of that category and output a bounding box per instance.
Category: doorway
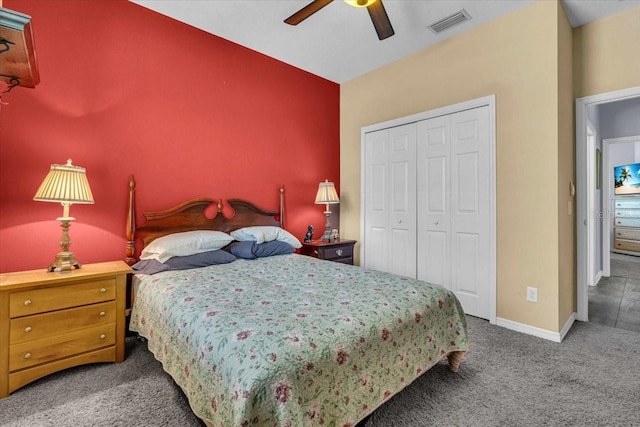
[576,85,640,323]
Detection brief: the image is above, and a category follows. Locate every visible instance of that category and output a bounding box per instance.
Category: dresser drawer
[615,209,640,219]
[614,200,640,209]
[301,240,357,266]
[10,301,116,344]
[614,239,640,252]
[9,323,116,372]
[9,278,116,318]
[614,217,640,228]
[614,228,640,241]
[320,244,354,260]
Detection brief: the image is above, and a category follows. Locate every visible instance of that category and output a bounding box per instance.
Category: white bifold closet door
[363,106,491,319]
[417,106,491,319]
[363,123,417,277]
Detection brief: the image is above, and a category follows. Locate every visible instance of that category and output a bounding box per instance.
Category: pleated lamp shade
[34,159,94,208]
[314,180,340,205]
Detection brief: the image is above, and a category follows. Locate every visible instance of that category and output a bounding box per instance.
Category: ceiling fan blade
[285,0,334,25]
[367,0,394,40]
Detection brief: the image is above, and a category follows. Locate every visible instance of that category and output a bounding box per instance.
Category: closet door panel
[421,230,448,285]
[417,116,451,287]
[453,232,479,295]
[363,124,416,277]
[388,125,417,278]
[450,107,491,318]
[455,152,479,213]
[366,226,387,271]
[364,130,390,272]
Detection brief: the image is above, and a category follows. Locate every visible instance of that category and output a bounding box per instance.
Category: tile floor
[589,253,640,333]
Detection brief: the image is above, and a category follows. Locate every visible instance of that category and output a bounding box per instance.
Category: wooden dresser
[300,239,357,265]
[613,198,640,256]
[0,261,131,398]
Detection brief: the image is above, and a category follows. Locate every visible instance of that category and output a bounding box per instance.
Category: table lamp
[314,179,340,241]
[33,159,94,272]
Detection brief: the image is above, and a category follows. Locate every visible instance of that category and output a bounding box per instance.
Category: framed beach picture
[614,162,640,195]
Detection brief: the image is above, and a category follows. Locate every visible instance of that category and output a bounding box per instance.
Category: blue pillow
[225,241,257,259]
[225,240,295,259]
[164,249,236,270]
[132,259,170,275]
[253,240,295,257]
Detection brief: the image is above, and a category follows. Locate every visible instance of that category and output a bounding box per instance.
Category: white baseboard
[592,270,603,286]
[496,312,576,343]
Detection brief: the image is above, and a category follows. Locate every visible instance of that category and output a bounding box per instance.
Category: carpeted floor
[1,316,639,427]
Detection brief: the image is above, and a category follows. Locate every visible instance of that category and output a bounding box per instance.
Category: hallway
[589,253,640,333]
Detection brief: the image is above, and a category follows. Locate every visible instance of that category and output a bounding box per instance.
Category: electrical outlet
[526,287,538,303]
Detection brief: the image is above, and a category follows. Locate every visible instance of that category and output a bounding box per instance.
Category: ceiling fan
[285,0,395,41]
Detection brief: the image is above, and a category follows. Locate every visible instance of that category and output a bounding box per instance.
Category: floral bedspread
[129,254,469,427]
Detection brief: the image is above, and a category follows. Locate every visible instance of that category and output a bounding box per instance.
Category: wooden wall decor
[0,6,40,90]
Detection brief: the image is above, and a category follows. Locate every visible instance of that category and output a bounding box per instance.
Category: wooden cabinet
[0,7,40,89]
[0,261,131,398]
[613,199,640,256]
[300,239,357,265]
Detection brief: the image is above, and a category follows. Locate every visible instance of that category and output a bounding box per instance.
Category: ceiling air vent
[428,9,471,34]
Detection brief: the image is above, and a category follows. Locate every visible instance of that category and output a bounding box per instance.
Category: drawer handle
[24,326,32,333]
[99,311,106,317]
[100,288,107,294]
[100,334,106,340]
[24,299,32,306]
[336,249,343,257]
[24,353,32,359]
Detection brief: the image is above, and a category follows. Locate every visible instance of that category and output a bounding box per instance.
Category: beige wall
[573,7,640,98]
[340,1,639,333]
[341,0,565,331]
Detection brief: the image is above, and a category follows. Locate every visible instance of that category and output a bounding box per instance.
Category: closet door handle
[434,221,439,225]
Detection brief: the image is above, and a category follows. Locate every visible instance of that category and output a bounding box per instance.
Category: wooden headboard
[125,176,285,265]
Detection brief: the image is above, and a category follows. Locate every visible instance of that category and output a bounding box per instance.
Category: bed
[125,177,469,427]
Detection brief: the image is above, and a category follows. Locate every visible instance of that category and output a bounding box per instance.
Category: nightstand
[300,239,357,265]
[0,261,131,398]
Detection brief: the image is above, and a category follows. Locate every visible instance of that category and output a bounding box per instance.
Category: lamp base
[47,251,82,273]
[321,211,333,241]
[320,229,332,242]
[46,216,82,273]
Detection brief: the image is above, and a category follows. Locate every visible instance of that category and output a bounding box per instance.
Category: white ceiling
[131,0,640,84]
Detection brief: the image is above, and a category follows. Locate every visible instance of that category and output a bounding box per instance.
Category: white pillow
[230,226,302,248]
[140,230,234,263]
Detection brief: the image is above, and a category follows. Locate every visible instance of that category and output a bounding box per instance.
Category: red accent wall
[0,0,340,273]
